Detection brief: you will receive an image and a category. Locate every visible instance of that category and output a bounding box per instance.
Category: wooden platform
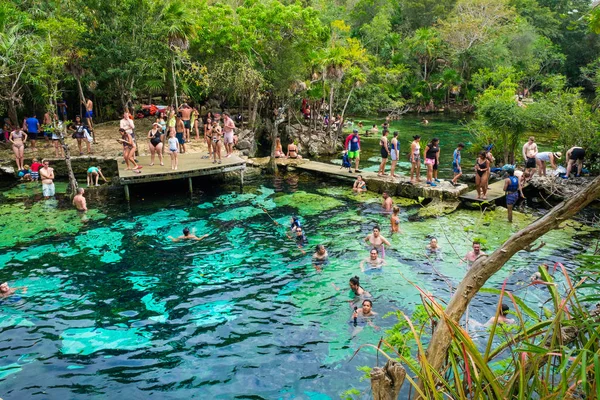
[294,161,469,200]
[117,153,245,200]
[460,179,528,203]
[118,153,246,185]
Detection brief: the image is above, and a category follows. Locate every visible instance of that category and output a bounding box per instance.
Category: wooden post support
[188,177,193,194]
[124,184,130,201]
[240,169,244,192]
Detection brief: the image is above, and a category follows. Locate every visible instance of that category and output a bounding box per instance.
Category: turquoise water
[0,176,597,398]
[329,114,557,178]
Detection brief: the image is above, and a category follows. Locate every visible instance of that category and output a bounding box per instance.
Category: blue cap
[353,129,358,133]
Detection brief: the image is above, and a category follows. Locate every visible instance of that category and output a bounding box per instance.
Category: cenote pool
[0,173,597,399]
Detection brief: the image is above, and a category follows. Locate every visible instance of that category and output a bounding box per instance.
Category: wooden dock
[294,161,469,200]
[117,154,246,200]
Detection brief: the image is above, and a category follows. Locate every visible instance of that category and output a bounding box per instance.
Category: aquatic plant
[355,264,600,399]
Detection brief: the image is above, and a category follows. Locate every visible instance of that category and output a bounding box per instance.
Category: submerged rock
[417,199,460,217]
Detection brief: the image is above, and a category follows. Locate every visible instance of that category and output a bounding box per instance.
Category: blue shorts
[506,192,519,205]
[176,132,185,145]
[85,110,94,119]
[452,162,461,174]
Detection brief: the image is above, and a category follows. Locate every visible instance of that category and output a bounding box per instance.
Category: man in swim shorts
[73,188,87,212]
[564,146,585,179]
[85,98,94,134]
[40,159,55,199]
[222,112,236,158]
[179,103,192,141]
[344,129,362,173]
[463,241,485,268]
[522,136,538,180]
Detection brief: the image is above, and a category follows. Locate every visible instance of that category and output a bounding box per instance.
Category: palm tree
[408,28,441,82]
[159,0,196,109]
[436,68,462,106]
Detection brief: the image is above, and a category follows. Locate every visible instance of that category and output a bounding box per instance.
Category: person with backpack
[503,168,523,223]
[344,129,362,173]
[341,150,352,172]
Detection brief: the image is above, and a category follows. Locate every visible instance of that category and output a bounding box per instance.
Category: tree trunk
[419,175,600,398]
[327,84,334,137]
[171,55,179,110]
[56,121,78,195]
[336,85,355,152]
[8,99,18,127]
[371,360,406,400]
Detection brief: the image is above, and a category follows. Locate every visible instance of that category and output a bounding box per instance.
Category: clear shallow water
[0,176,597,399]
[329,114,558,179]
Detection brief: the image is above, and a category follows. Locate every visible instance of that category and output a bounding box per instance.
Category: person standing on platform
[503,168,524,223]
[424,138,440,186]
[522,136,538,180]
[23,113,40,151]
[451,143,464,186]
[377,130,390,176]
[344,129,362,173]
[410,135,421,183]
[223,112,236,158]
[84,98,94,136]
[389,131,400,178]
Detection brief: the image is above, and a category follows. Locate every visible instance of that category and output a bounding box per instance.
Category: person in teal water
[503,168,523,223]
[87,166,108,187]
[0,281,27,298]
[360,248,385,271]
[169,228,209,242]
[312,244,328,271]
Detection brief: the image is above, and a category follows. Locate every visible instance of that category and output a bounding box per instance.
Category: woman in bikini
[212,120,222,164]
[117,128,140,170]
[147,122,164,166]
[10,129,27,171]
[475,151,490,199]
[390,206,401,233]
[410,135,422,183]
[204,118,213,158]
[287,141,302,159]
[275,137,285,158]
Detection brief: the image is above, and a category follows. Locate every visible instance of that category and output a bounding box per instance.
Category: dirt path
[0,119,210,165]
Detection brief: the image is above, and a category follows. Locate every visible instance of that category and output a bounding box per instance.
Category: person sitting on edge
[503,168,524,223]
[18,164,32,181]
[360,248,386,271]
[73,188,87,212]
[87,166,108,187]
[382,192,393,212]
[312,244,328,271]
[0,281,27,298]
[169,227,209,242]
[353,175,367,193]
[30,158,43,181]
[463,241,485,267]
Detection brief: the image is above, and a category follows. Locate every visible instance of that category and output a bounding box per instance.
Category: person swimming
[312,244,328,271]
[290,216,302,232]
[295,227,308,248]
[169,227,209,242]
[349,276,371,298]
[360,248,385,271]
[0,281,27,298]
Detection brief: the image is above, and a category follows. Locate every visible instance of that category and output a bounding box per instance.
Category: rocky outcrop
[235,129,257,157]
[285,124,336,157]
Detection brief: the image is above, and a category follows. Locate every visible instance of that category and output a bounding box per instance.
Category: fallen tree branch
[418,175,600,398]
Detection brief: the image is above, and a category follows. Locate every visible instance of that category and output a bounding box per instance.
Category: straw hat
[553,152,562,159]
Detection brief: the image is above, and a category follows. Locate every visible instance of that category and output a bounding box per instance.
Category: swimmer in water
[427,238,440,252]
[382,192,393,212]
[349,276,371,298]
[351,299,380,334]
[530,264,549,282]
[169,227,209,242]
[295,227,308,248]
[290,216,302,232]
[360,248,386,271]
[364,225,390,258]
[72,188,87,212]
[390,206,401,234]
[462,241,485,268]
[312,244,328,271]
[0,282,27,298]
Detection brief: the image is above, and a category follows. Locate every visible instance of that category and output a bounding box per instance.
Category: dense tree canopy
[1,0,600,137]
